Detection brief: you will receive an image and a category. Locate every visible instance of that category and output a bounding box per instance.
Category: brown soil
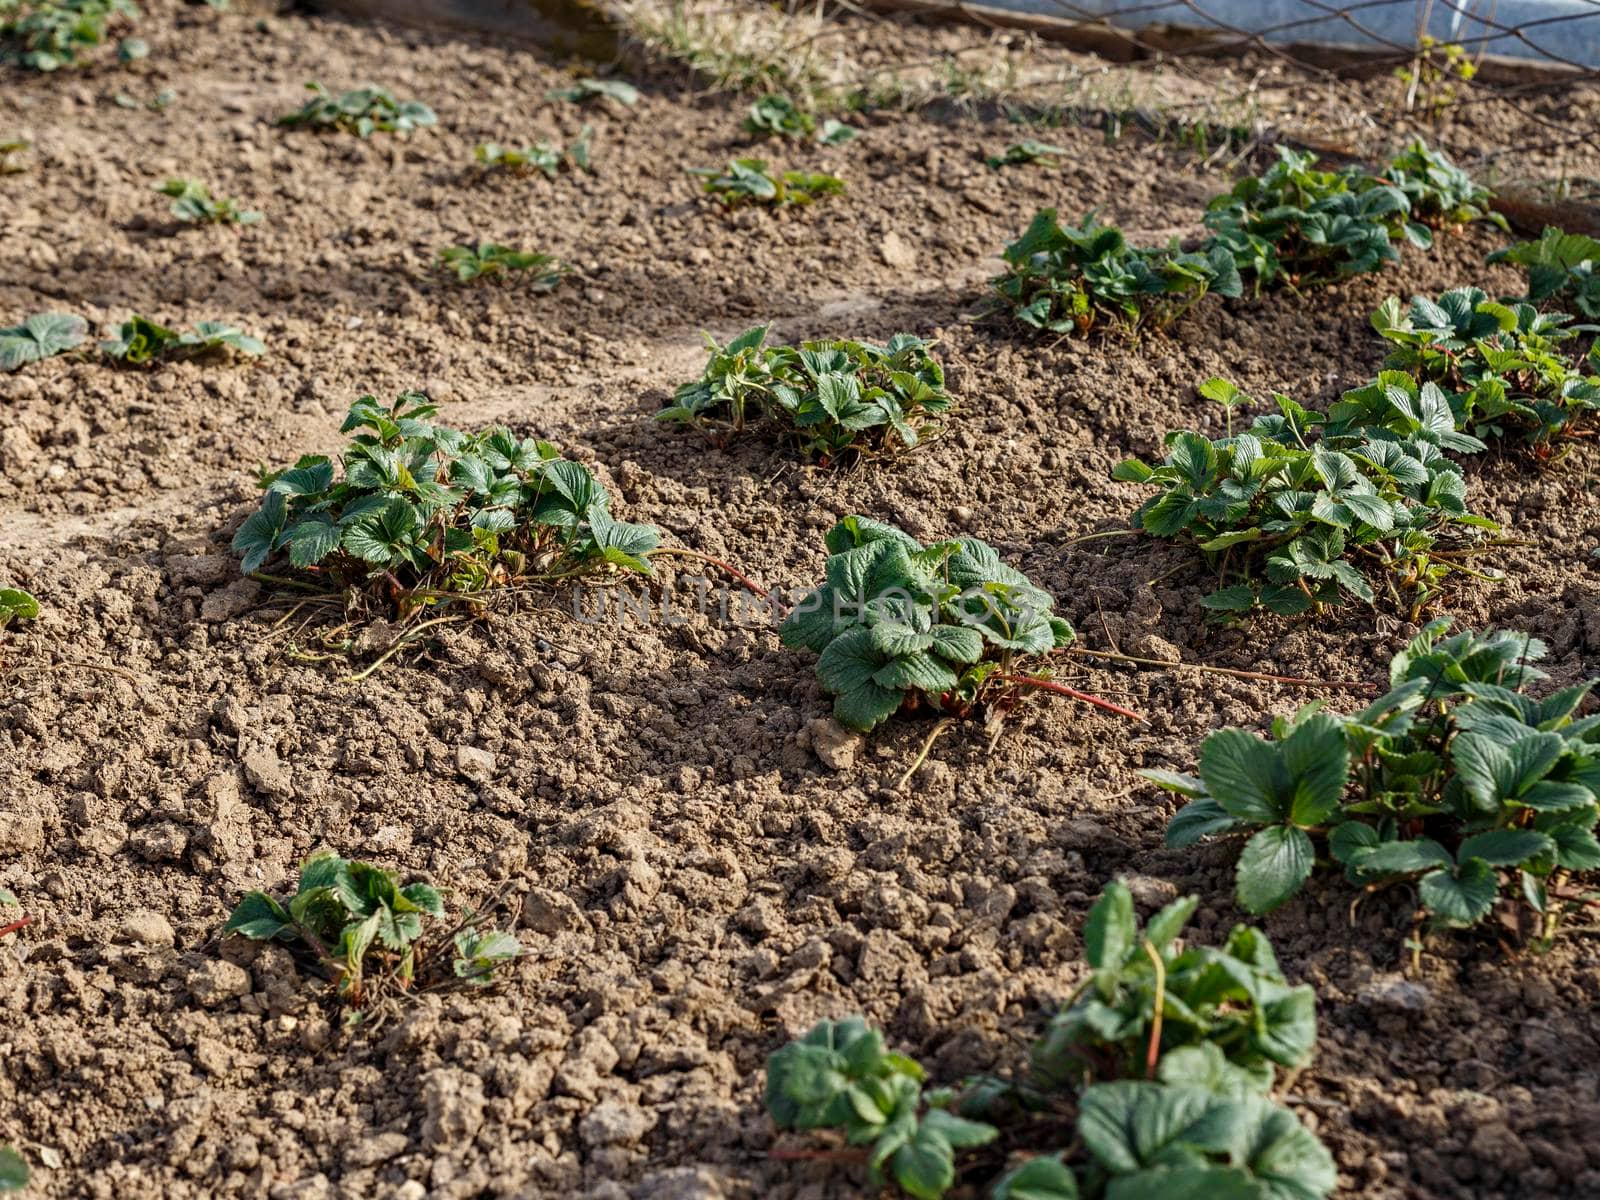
[4,4,1600,1199]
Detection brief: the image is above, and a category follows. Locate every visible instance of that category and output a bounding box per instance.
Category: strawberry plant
[101,315,264,364]
[224,851,520,1010]
[1383,138,1504,231]
[0,587,39,631]
[232,391,658,613]
[766,884,1333,1200]
[1202,147,1427,291]
[1488,226,1600,319]
[546,77,638,106]
[0,1147,24,1193]
[437,243,565,287]
[475,127,591,177]
[817,119,855,146]
[994,1082,1334,1200]
[1030,881,1316,1095]
[739,93,853,143]
[1366,287,1600,444]
[744,93,812,139]
[690,157,843,207]
[766,1018,998,1200]
[992,210,1241,335]
[157,178,262,226]
[776,517,1131,733]
[1,312,86,371]
[277,82,436,138]
[1,0,136,70]
[1147,621,1600,934]
[1114,379,1496,618]
[984,139,1068,170]
[658,325,953,460]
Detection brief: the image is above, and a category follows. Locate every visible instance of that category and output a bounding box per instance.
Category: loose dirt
[4,4,1600,1198]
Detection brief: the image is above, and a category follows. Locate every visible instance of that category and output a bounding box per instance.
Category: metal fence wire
[859,0,1600,192]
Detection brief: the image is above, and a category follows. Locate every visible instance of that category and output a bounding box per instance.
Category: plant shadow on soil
[8,5,1600,1194]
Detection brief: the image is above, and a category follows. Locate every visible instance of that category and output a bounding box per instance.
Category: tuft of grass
[613,0,1264,136]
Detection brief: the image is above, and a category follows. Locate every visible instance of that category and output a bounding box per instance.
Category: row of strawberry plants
[0,311,261,370]
[226,391,1130,732]
[763,881,1331,1199]
[1118,276,1598,619]
[993,141,1506,336]
[231,391,659,611]
[1148,623,1600,935]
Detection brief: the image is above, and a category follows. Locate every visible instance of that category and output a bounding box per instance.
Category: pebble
[242,747,295,800]
[118,911,176,947]
[185,959,253,1008]
[1359,974,1433,1012]
[455,745,497,783]
[522,887,586,934]
[578,1099,656,1148]
[806,717,862,771]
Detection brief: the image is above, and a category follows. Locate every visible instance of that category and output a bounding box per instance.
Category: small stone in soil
[806,717,862,771]
[185,959,252,1007]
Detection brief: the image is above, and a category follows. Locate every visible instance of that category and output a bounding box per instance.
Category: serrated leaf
[1084,880,1136,970]
[1166,797,1241,847]
[991,1154,1080,1200]
[834,682,903,731]
[1456,829,1553,868]
[1419,859,1498,925]
[223,891,293,940]
[1235,825,1314,914]
[0,312,87,371]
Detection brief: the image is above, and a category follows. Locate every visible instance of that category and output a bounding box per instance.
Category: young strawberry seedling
[658,325,953,461]
[0,1145,24,1192]
[277,82,436,138]
[766,1018,998,1199]
[690,158,844,207]
[744,93,854,143]
[992,210,1241,335]
[744,93,812,139]
[1366,286,1600,445]
[546,77,638,107]
[766,883,1333,1200]
[101,315,264,364]
[0,587,39,631]
[436,243,565,287]
[1488,226,1600,319]
[1,0,137,71]
[475,127,592,177]
[232,391,659,617]
[984,139,1068,170]
[1031,881,1316,1094]
[223,851,520,1015]
[1148,621,1600,938]
[0,895,25,1178]
[780,516,1144,733]
[1115,378,1496,618]
[1383,137,1505,231]
[1203,146,1426,291]
[0,138,27,173]
[1,312,86,371]
[156,178,261,226]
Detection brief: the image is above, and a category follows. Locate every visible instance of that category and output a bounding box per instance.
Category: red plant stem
[0,916,34,938]
[1142,940,1166,1079]
[648,547,788,614]
[1067,646,1374,691]
[769,1147,871,1164]
[1000,674,1145,722]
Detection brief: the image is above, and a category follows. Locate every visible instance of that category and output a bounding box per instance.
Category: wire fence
[859,0,1600,194]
